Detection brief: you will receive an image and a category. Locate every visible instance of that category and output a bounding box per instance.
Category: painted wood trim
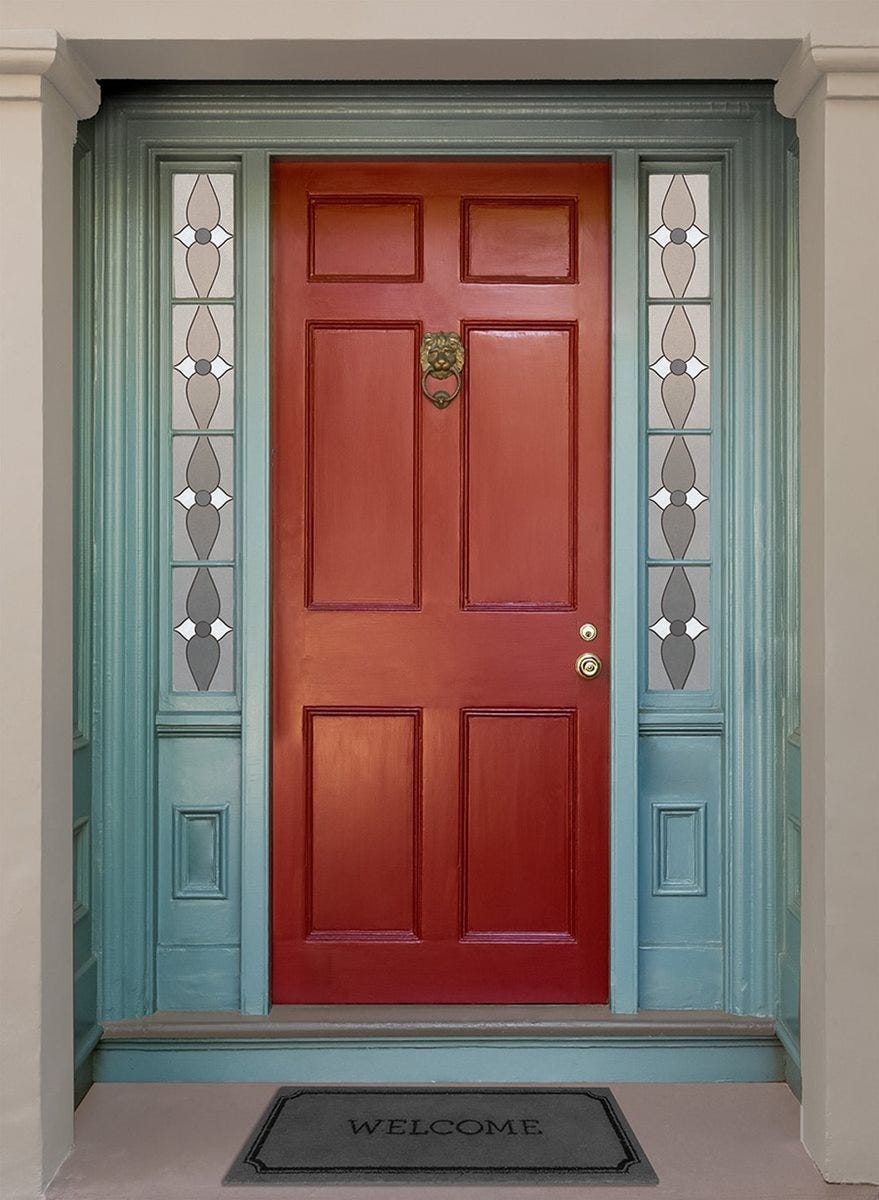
[609,149,640,1013]
[74,1023,103,1070]
[87,83,792,1024]
[722,112,787,1016]
[782,139,801,744]
[239,149,272,1014]
[94,105,159,1018]
[94,1034,784,1084]
[100,1006,776,1039]
[156,713,242,736]
[776,132,801,1065]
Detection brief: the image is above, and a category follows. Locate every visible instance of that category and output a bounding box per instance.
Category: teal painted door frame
[83,83,795,1024]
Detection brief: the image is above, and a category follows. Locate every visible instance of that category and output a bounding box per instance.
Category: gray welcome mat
[224,1087,658,1186]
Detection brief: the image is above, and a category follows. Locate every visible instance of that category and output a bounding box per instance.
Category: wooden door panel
[306,323,421,609]
[272,160,610,1003]
[462,198,578,283]
[462,710,575,939]
[306,709,421,938]
[308,195,423,281]
[463,325,575,609]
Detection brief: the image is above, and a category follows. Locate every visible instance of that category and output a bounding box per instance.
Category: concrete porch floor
[47,1083,879,1199]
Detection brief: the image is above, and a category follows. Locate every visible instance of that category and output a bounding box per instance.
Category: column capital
[775,38,879,117]
[0,29,99,120]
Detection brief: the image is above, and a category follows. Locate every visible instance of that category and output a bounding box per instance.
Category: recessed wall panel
[463,711,575,939]
[464,326,575,608]
[172,806,228,899]
[309,197,422,280]
[308,324,420,608]
[651,803,706,896]
[463,198,577,282]
[307,710,421,937]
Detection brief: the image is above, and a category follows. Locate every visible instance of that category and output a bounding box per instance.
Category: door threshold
[101,1005,775,1041]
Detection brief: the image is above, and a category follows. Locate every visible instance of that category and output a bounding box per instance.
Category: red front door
[271,161,610,1003]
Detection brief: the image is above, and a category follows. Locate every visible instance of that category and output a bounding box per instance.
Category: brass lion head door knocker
[420,331,464,409]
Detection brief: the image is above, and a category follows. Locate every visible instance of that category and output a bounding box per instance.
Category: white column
[776,44,879,1186]
[0,32,99,1200]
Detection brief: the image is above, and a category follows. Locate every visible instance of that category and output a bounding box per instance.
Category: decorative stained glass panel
[172,304,234,430]
[648,565,710,691]
[645,169,713,692]
[648,174,710,299]
[170,169,236,695]
[173,174,234,299]
[648,435,710,561]
[173,566,234,692]
[172,435,234,562]
[648,305,710,430]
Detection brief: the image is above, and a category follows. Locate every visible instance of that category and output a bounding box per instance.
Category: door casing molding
[85,82,793,1021]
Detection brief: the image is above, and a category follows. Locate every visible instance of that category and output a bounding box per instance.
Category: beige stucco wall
[1,4,878,1196]
[0,74,84,1200]
[786,74,879,1183]
[3,0,879,79]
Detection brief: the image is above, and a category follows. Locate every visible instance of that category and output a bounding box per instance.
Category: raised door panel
[307,323,421,608]
[463,325,576,609]
[306,710,421,938]
[462,198,577,283]
[309,196,423,281]
[462,710,576,939]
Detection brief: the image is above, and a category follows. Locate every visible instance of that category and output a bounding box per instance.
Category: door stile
[609,149,641,1013]
[240,148,272,1014]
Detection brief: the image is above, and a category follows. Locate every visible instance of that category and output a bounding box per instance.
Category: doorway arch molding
[86,82,793,1021]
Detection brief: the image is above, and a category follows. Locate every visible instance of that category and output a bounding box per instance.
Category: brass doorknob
[575,652,602,679]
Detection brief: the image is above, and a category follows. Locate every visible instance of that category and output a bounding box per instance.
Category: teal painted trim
[92,105,159,1018]
[777,133,801,1065]
[239,149,272,1015]
[775,1018,802,1100]
[89,83,792,1025]
[74,1051,96,1109]
[94,1035,783,1085]
[156,946,241,1011]
[639,713,723,735]
[638,735,723,1007]
[638,946,723,1010]
[722,106,792,1017]
[775,1018,800,1072]
[74,1023,103,1071]
[609,150,640,1014]
[156,713,242,736]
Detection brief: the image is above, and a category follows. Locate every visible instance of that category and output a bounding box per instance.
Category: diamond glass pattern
[646,171,711,690]
[173,174,234,299]
[173,566,234,691]
[648,174,709,299]
[648,435,710,560]
[648,566,709,690]
[171,171,236,693]
[172,304,234,430]
[173,435,234,561]
[648,305,710,430]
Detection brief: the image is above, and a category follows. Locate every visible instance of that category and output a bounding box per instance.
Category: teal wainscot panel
[157,736,241,1009]
[638,734,723,1008]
